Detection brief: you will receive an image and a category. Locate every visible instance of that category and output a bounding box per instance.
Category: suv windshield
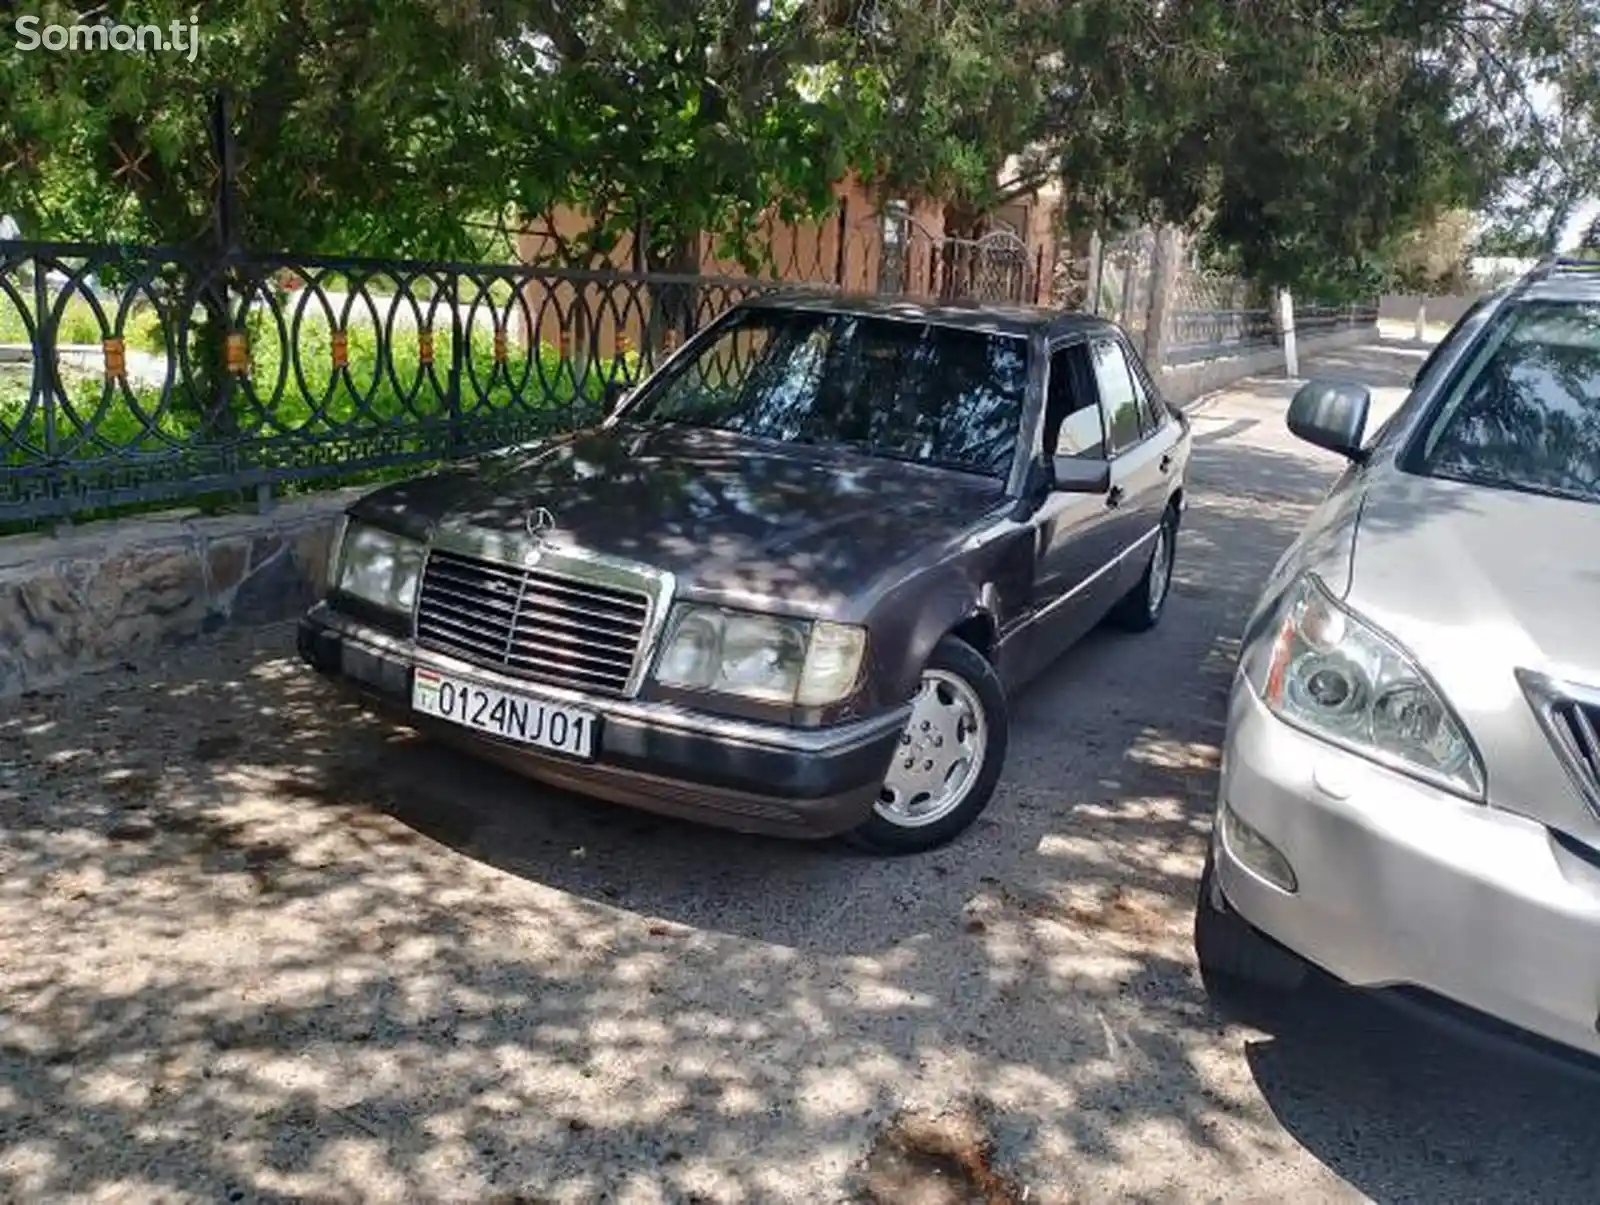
[1411,299,1600,504]
[625,307,1029,479]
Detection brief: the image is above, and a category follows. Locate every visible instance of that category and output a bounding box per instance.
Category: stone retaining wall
[0,492,356,698]
[0,327,1379,699]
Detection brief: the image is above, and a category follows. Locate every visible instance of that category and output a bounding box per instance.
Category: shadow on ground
[2,343,1596,1202]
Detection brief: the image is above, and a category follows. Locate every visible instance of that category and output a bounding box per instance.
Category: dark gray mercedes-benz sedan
[1197,256,1600,1061]
[299,294,1191,852]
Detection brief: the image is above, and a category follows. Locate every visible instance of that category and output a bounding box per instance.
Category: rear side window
[1127,354,1166,435]
[1408,300,1600,504]
[1089,337,1144,453]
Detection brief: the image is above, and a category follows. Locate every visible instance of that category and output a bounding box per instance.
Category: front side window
[628,309,1028,479]
[1409,300,1600,504]
[1045,343,1105,459]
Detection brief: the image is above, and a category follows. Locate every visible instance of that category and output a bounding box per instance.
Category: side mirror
[1049,456,1112,494]
[1287,379,1371,461]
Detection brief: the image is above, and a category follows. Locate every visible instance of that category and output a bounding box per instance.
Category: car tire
[845,634,1009,855]
[1194,846,1309,993]
[1108,501,1179,632]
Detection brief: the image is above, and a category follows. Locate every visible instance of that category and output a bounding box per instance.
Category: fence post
[1140,226,1181,372]
[834,197,850,288]
[32,261,65,528]
[1085,230,1104,314]
[447,270,464,457]
[211,90,240,255]
[1279,289,1299,378]
[1118,243,1138,326]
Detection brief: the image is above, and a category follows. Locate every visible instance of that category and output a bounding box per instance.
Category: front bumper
[1215,672,1600,1062]
[297,603,908,839]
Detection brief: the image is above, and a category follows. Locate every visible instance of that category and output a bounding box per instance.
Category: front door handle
[1106,485,1125,508]
[1159,452,1174,474]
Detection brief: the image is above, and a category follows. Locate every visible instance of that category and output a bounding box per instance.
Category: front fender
[882,571,993,704]
[863,531,1030,708]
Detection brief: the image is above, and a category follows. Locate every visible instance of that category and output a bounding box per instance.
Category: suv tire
[1194,847,1309,993]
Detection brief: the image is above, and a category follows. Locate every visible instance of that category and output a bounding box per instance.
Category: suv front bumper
[297,603,909,839]
[1214,672,1600,1062]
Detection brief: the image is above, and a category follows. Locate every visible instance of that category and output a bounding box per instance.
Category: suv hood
[1346,471,1600,833]
[350,422,1009,614]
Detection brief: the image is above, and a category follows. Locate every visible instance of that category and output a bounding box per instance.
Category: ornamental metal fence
[0,242,810,523]
[0,229,1378,526]
[1296,300,1382,335]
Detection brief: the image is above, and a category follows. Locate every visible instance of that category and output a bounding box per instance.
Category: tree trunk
[644,228,702,367]
[176,273,241,442]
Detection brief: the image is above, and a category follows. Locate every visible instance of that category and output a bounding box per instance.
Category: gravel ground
[5,341,1599,1204]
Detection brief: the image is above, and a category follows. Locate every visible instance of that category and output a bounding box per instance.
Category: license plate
[411,668,597,760]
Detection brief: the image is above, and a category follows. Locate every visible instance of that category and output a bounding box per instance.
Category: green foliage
[826,0,1591,294]
[1466,1,1600,254]
[1387,208,1477,293]
[496,1,854,272]
[0,1,528,256]
[4,0,1595,320]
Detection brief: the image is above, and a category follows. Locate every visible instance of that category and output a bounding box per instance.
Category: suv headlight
[1249,573,1484,798]
[331,521,426,614]
[652,604,867,706]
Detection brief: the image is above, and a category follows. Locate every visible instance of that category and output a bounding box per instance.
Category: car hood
[1346,471,1600,831]
[350,422,1009,615]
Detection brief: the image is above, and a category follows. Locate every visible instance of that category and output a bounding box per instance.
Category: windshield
[1411,300,1600,504]
[625,308,1029,479]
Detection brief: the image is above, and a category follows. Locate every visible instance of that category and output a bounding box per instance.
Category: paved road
[4,341,1598,1204]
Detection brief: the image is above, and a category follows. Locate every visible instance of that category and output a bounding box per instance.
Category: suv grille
[1553,699,1600,802]
[416,550,651,696]
[1520,669,1600,818]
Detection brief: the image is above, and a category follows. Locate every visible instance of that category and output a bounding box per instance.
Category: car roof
[1513,258,1600,305]
[736,289,1122,339]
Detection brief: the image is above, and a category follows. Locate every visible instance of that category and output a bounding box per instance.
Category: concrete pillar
[1279,289,1299,378]
[1085,230,1104,314]
[1140,226,1182,371]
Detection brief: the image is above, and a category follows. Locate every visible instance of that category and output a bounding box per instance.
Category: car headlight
[652,604,867,706]
[332,521,426,614]
[1249,573,1484,798]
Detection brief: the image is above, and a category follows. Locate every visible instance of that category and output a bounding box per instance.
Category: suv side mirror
[1287,379,1371,461]
[1049,455,1111,494]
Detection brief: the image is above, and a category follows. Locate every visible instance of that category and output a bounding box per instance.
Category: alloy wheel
[876,668,989,828]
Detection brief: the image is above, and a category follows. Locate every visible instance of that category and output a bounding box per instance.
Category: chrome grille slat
[516,594,645,631]
[423,578,520,617]
[521,578,647,612]
[513,603,641,642]
[504,657,632,688]
[508,624,637,661]
[416,548,651,696]
[512,633,636,672]
[1558,701,1600,791]
[418,609,516,648]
